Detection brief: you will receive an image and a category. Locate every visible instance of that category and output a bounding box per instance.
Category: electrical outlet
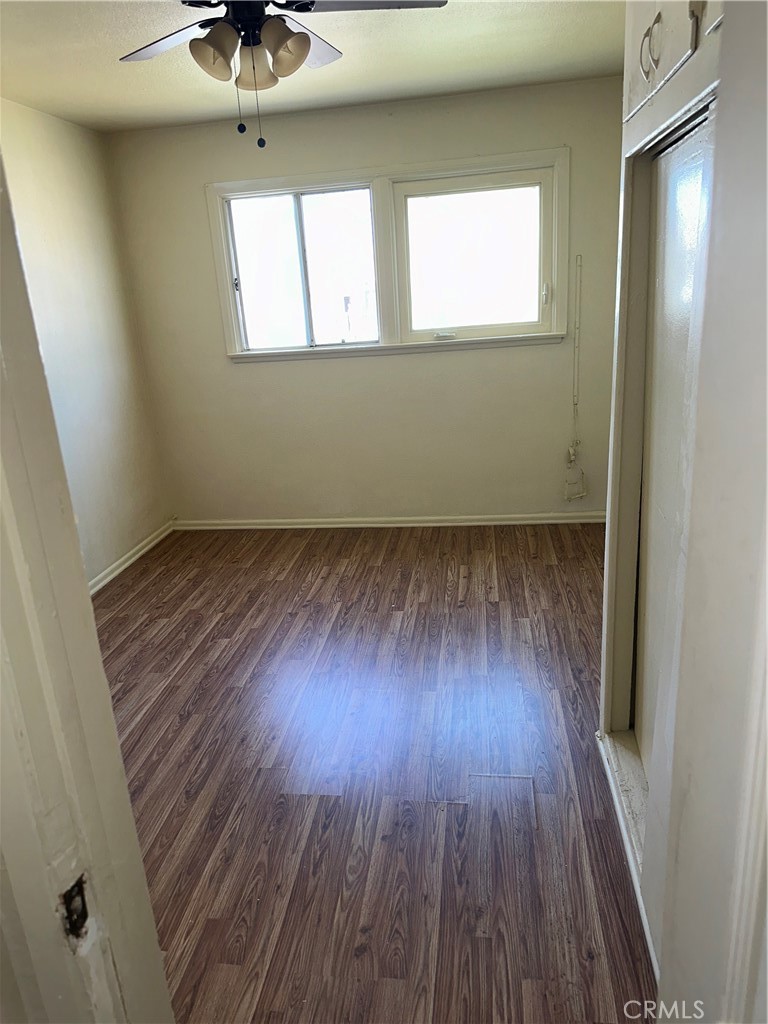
[61,874,88,940]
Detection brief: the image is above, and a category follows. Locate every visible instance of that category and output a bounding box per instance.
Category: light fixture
[235,44,279,90]
[259,17,311,78]
[120,0,449,140]
[188,20,240,81]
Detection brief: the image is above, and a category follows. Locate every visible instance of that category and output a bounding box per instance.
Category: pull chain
[235,75,246,134]
[250,44,267,148]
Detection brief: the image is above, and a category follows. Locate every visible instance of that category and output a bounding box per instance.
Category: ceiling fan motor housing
[182,1,273,45]
[228,2,269,45]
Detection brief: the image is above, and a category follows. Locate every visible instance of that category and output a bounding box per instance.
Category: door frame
[599,84,718,739]
[596,64,720,982]
[0,167,173,1022]
[599,10,767,1015]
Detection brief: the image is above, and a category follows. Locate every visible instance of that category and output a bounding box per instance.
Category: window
[208,148,568,359]
[406,186,540,330]
[228,187,378,350]
[393,168,556,343]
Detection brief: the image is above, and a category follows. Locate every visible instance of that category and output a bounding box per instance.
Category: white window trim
[205,147,570,361]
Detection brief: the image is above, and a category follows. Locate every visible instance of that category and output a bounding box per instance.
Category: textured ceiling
[0,1,625,132]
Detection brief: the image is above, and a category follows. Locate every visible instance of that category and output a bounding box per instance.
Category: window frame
[206,147,569,361]
[393,168,555,344]
[227,185,381,351]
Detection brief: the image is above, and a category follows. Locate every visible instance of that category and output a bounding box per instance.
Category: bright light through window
[302,190,378,346]
[406,185,541,331]
[229,194,307,350]
[228,188,378,351]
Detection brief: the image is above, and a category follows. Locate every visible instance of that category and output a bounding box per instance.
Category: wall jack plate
[565,463,587,502]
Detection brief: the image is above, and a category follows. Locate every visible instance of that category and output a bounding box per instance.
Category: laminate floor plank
[95,525,656,1023]
[433,801,494,1024]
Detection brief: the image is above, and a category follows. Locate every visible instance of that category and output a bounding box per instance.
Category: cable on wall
[573,253,582,447]
[565,253,587,501]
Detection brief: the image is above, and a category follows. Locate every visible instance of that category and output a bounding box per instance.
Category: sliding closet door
[634,118,713,774]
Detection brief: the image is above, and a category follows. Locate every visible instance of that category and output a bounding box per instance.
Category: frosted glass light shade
[260,17,310,77]
[236,44,279,90]
[189,21,239,81]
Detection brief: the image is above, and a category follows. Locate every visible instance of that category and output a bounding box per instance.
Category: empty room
[1,2,765,1023]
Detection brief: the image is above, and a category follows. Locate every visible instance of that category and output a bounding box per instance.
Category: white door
[634,118,714,773]
[0,169,173,1023]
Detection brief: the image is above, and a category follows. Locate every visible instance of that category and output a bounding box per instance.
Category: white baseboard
[91,511,606,590]
[596,730,660,980]
[174,510,607,531]
[88,519,176,595]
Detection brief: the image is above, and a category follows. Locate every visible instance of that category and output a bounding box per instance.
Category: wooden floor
[94,525,655,1024]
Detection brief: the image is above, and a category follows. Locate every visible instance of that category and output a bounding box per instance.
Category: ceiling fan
[120,1,448,91]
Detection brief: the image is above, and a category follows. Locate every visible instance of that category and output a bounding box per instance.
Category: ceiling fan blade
[292,0,447,10]
[119,19,221,62]
[281,15,343,68]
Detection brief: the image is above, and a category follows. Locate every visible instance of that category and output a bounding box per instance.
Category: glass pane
[406,185,541,331]
[301,189,379,346]
[229,195,307,350]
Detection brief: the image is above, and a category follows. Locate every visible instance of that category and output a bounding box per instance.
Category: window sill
[228,333,564,364]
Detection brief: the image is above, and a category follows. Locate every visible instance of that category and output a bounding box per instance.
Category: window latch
[233,277,239,293]
[433,331,457,340]
[542,282,551,306]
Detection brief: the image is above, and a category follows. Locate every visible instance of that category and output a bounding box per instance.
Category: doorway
[597,100,716,968]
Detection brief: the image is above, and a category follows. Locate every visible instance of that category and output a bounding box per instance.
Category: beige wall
[107,77,622,524]
[1,100,170,581]
[1,926,28,1024]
